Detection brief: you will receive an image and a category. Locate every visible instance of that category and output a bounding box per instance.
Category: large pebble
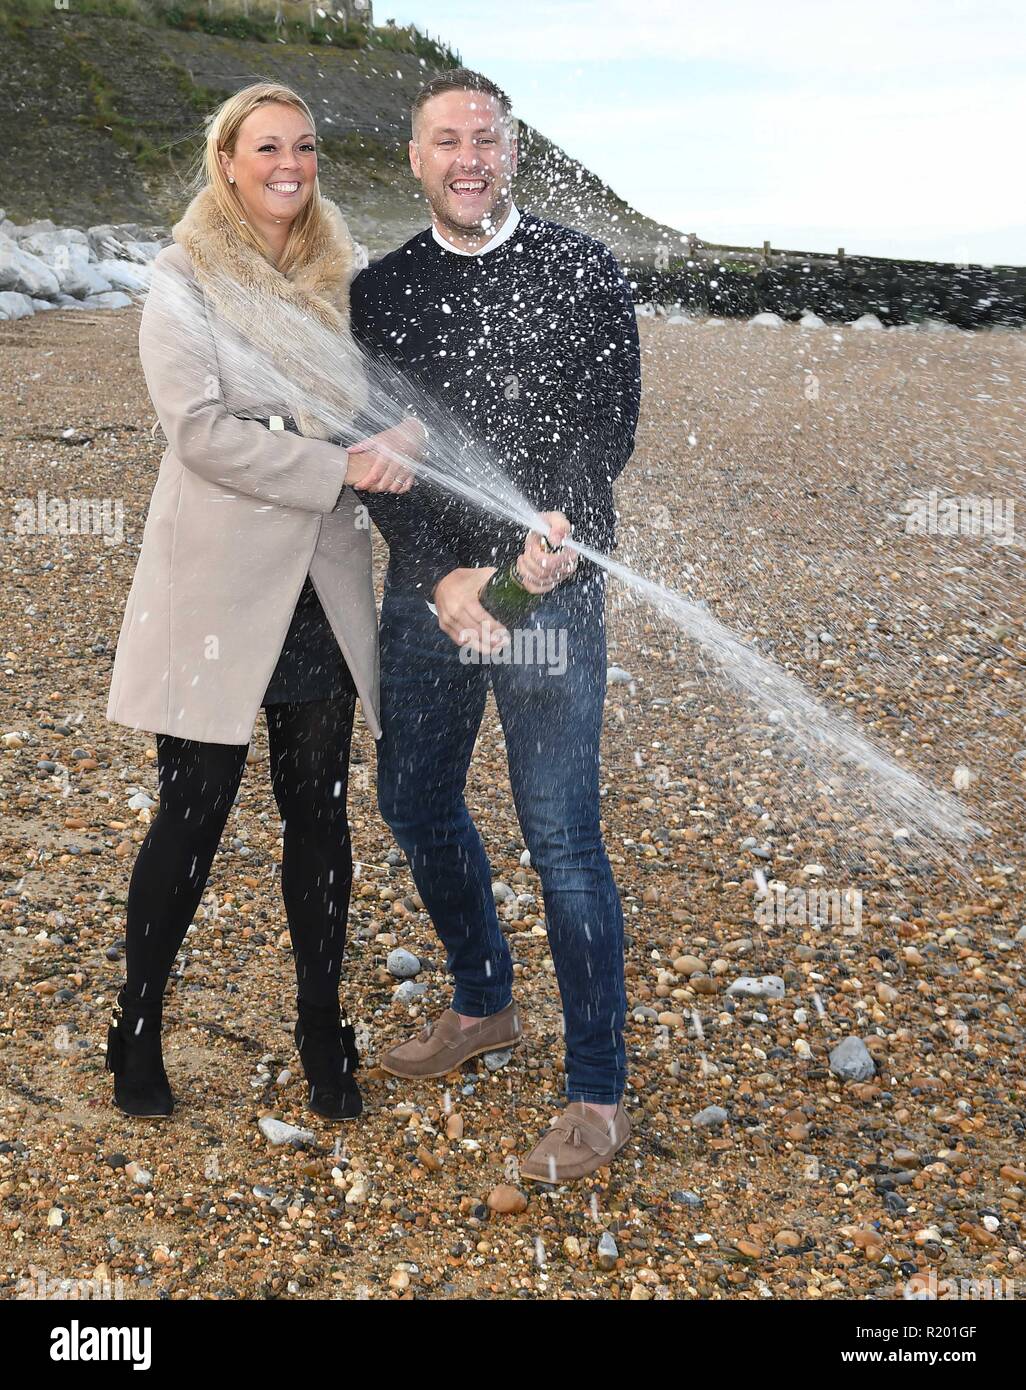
[829,1035,876,1082]
[258,1118,314,1146]
[596,1232,618,1270]
[487,1184,527,1214]
[387,948,421,980]
[726,975,785,1000]
[124,1162,152,1188]
[670,1189,703,1207]
[692,1105,729,1129]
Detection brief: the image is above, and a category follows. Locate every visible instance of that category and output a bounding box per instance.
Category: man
[350,69,641,1181]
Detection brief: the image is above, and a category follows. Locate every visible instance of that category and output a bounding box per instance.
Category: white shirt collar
[431,203,521,257]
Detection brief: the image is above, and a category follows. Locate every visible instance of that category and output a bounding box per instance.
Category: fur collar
[173,183,357,330]
[172,184,366,437]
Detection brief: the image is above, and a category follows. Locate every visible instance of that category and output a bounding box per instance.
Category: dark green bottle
[478,537,561,629]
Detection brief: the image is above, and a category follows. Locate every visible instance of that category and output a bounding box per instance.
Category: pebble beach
[0,307,1023,1301]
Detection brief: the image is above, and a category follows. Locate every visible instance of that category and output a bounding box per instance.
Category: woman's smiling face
[219,102,318,242]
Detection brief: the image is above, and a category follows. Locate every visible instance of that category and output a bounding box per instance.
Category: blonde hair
[194,82,328,275]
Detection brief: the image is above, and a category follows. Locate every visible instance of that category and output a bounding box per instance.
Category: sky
[376,0,1025,265]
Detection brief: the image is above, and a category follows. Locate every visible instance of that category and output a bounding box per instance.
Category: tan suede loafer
[379,1003,523,1080]
[521,1101,631,1182]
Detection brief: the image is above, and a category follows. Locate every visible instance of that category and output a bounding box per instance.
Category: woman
[104,82,418,1122]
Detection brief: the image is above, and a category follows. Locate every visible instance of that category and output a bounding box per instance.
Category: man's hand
[433,567,509,654]
[515,511,578,593]
[344,418,424,494]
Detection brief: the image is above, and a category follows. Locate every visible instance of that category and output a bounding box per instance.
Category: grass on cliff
[1,0,461,65]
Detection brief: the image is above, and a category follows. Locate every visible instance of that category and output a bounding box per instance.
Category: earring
[228,176,235,184]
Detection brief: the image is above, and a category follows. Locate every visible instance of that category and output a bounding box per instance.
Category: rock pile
[0,211,168,320]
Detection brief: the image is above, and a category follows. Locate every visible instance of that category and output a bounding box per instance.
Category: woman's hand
[344,418,424,494]
[515,511,578,593]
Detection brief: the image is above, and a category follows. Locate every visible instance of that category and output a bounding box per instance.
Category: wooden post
[837,247,845,264]
[763,239,771,263]
[687,232,697,259]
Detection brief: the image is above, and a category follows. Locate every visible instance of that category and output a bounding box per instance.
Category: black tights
[124,696,356,1011]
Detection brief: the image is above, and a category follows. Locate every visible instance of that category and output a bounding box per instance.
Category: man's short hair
[412,68,515,135]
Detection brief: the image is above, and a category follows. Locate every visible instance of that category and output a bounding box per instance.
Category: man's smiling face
[410,89,517,241]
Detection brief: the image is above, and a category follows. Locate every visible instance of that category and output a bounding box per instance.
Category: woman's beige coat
[106,186,380,745]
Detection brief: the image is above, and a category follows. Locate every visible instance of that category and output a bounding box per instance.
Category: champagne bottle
[478,537,561,629]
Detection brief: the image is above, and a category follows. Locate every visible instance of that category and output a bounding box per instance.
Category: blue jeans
[377,574,627,1104]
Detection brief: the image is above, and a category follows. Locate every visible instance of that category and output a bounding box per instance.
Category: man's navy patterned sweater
[350,211,642,596]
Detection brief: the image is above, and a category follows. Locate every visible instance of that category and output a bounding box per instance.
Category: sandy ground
[0,308,1023,1301]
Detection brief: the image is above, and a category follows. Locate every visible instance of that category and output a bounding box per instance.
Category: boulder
[87,223,147,258]
[95,258,152,292]
[121,240,164,265]
[0,291,35,320]
[849,312,885,331]
[749,311,785,328]
[0,240,60,298]
[82,290,133,310]
[70,259,114,297]
[20,228,91,260]
[8,218,58,240]
[23,239,111,297]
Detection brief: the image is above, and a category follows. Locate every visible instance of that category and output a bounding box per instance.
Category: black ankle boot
[294,1000,362,1121]
[105,988,174,1118]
